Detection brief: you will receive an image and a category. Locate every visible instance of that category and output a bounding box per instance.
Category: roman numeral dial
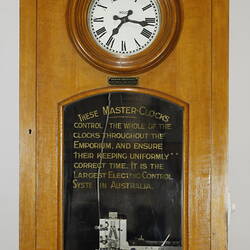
[89,0,161,55]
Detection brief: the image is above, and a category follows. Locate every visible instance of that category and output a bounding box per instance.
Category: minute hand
[127,19,154,27]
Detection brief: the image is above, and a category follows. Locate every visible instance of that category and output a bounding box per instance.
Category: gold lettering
[72,179,93,189]
[102,106,138,115]
[73,141,112,149]
[73,152,94,159]
[73,171,106,179]
[115,142,131,149]
[72,132,100,139]
[129,153,169,160]
[73,162,106,169]
[73,122,102,129]
[96,152,127,160]
[109,162,128,169]
[110,181,153,190]
[133,143,163,150]
[77,110,99,122]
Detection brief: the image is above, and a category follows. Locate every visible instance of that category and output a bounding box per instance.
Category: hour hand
[111,21,124,36]
[106,25,121,47]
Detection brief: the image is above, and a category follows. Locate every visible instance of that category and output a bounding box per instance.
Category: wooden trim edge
[57,87,189,250]
[211,0,229,249]
[19,0,37,249]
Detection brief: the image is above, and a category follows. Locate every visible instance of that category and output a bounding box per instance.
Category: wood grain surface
[211,0,229,249]
[20,0,36,249]
[20,0,229,249]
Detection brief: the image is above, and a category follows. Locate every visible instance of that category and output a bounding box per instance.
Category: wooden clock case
[67,0,182,74]
[20,0,229,249]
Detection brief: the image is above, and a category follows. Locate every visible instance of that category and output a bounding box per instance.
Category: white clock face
[88,0,161,56]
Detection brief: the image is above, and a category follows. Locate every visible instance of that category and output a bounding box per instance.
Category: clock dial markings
[89,0,160,55]
[97,4,108,9]
[126,19,154,27]
[134,38,141,48]
[93,17,104,22]
[141,28,153,39]
[142,4,152,11]
[96,26,107,37]
[121,41,127,52]
[145,18,156,24]
[106,36,115,48]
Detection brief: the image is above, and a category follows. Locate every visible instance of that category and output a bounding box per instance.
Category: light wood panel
[211,0,229,249]
[20,0,36,249]
[20,0,228,249]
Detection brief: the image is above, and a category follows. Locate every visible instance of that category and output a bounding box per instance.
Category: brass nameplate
[108,77,139,86]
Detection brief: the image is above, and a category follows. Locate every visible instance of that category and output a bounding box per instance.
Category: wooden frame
[211,0,229,249]
[58,87,189,250]
[67,0,182,74]
[20,0,229,249]
[20,0,36,249]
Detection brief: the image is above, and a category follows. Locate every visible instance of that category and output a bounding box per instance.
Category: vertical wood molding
[211,0,229,249]
[20,0,37,249]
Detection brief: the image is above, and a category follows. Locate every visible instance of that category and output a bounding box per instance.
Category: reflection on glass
[63,92,183,250]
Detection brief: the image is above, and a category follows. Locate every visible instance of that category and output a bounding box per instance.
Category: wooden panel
[176,1,212,248]
[20,0,228,249]
[35,0,212,249]
[211,0,229,249]
[20,0,37,249]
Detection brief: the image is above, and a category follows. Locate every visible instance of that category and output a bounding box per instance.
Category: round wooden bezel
[67,0,182,74]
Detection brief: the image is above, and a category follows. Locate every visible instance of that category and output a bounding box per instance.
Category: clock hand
[127,19,154,27]
[109,10,133,39]
[106,19,125,46]
[113,10,133,22]
[108,19,124,40]
[113,12,154,27]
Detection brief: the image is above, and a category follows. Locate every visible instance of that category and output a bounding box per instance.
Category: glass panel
[63,92,183,250]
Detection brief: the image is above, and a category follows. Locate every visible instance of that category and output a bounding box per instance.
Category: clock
[88,0,161,56]
[67,0,182,74]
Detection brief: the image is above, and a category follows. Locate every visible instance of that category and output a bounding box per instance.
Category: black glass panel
[63,92,183,250]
